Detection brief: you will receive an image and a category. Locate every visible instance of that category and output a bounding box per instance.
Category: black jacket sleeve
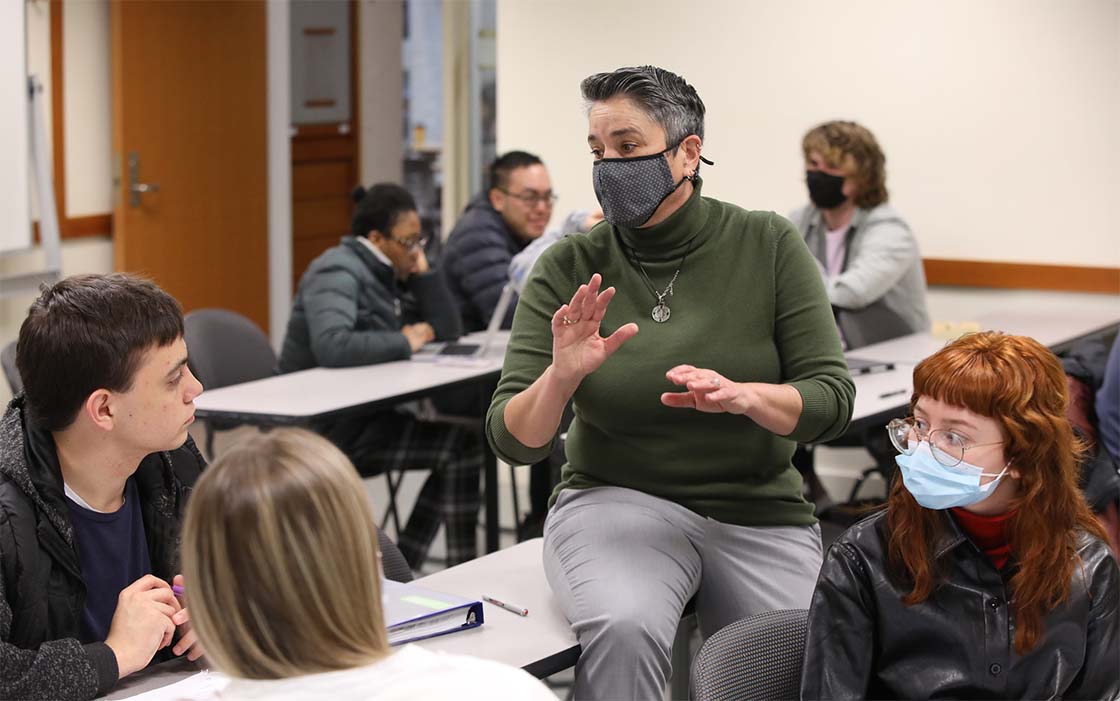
[800,542,876,700]
[0,521,114,700]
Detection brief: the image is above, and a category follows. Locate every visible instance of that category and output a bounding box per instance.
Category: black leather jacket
[801,510,1119,699]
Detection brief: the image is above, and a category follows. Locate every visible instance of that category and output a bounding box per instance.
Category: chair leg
[381,471,403,539]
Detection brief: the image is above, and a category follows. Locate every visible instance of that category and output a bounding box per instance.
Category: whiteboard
[0,0,30,254]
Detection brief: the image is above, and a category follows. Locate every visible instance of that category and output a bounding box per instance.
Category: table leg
[484,441,499,553]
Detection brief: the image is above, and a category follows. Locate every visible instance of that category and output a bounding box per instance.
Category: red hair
[886,332,1106,653]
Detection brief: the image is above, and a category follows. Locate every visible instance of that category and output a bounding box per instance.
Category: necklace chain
[617,233,698,323]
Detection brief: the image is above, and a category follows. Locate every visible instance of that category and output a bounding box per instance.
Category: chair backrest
[377,528,413,583]
[183,309,276,391]
[690,608,809,701]
[1,341,22,395]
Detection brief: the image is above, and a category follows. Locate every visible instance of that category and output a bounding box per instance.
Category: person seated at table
[789,120,930,350]
[0,273,206,700]
[488,65,855,700]
[440,152,599,540]
[789,121,932,508]
[278,183,482,569]
[180,428,554,700]
[801,331,1119,699]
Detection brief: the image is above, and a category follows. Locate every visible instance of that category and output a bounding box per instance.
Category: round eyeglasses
[886,417,1004,468]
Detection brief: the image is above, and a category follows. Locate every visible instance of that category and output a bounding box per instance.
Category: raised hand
[550,274,638,387]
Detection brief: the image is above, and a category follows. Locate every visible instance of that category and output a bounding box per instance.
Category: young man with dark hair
[0,273,206,700]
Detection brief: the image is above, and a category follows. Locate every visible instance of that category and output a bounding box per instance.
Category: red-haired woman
[800,332,1118,699]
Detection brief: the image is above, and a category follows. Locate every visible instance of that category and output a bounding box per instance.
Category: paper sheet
[122,670,229,700]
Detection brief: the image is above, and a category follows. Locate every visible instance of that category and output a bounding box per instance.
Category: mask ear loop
[689,155,716,182]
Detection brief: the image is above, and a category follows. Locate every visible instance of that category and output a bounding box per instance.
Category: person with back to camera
[485,64,855,700]
[800,331,1119,699]
[179,428,555,700]
[790,120,929,350]
[278,183,484,570]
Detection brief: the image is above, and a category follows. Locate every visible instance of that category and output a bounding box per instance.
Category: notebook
[382,579,484,645]
[432,282,515,359]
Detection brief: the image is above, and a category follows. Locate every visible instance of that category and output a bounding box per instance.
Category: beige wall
[496,0,1120,267]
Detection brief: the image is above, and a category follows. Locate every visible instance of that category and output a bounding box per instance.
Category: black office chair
[183,309,278,458]
[1,341,21,395]
[690,609,809,701]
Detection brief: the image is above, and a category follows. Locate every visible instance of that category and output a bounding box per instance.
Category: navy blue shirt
[66,477,152,643]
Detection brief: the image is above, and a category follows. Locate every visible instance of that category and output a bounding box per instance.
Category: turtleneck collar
[615,178,713,259]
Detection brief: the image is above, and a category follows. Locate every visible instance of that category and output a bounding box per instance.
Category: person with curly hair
[790,120,930,350]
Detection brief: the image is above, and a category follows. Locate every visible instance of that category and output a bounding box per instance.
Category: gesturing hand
[551,274,639,386]
[661,365,753,415]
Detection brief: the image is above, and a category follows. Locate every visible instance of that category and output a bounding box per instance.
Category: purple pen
[172,584,184,597]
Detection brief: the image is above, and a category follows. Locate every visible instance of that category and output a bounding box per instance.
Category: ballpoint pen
[482,595,528,617]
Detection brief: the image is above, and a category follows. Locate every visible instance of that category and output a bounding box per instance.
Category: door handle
[127,152,160,207]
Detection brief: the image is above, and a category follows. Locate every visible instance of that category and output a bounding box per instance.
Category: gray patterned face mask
[592,144,712,229]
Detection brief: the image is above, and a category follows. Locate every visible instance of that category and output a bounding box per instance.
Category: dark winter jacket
[0,396,204,700]
[442,192,528,333]
[801,509,1120,699]
[278,236,461,373]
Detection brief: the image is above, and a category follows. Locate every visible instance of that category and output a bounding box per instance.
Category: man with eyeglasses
[443,151,598,333]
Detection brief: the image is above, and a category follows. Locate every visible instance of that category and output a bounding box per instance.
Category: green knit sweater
[486,183,855,527]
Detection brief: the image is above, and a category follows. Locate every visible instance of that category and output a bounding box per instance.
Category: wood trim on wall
[46,0,112,241]
[924,259,1120,294]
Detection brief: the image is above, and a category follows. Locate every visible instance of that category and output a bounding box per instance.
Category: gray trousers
[543,486,823,701]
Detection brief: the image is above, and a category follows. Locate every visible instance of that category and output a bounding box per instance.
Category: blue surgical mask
[896,441,1010,510]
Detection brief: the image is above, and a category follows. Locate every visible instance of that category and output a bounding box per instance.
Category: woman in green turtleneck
[485,65,855,700]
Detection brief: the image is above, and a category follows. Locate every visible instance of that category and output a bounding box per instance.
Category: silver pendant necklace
[618,233,697,323]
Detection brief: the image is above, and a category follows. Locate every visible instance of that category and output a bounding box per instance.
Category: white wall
[63,0,112,217]
[497,0,1120,267]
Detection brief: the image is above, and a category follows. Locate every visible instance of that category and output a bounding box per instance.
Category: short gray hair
[581,66,705,147]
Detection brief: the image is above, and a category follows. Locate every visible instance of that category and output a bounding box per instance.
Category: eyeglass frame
[388,235,428,252]
[885,416,1004,468]
[498,188,558,207]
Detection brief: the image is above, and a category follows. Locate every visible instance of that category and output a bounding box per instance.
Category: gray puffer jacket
[790,203,930,349]
[278,236,462,373]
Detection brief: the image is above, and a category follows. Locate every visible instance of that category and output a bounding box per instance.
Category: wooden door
[111,1,269,331]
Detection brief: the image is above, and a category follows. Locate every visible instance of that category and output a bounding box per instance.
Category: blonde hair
[182,428,389,679]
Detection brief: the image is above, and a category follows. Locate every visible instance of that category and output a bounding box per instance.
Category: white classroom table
[850,302,1118,366]
[104,540,571,699]
[193,330,509,553]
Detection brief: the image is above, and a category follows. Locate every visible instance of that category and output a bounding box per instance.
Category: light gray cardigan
[789,203,930,349]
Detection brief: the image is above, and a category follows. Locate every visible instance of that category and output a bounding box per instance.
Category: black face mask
[806,170,847,210]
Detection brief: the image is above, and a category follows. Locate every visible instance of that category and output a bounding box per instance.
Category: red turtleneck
[950,507,1017,570]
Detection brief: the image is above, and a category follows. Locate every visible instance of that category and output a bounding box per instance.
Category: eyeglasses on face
[500,189,558,207]
[389,235,428,252]
[885,417,1004,468]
